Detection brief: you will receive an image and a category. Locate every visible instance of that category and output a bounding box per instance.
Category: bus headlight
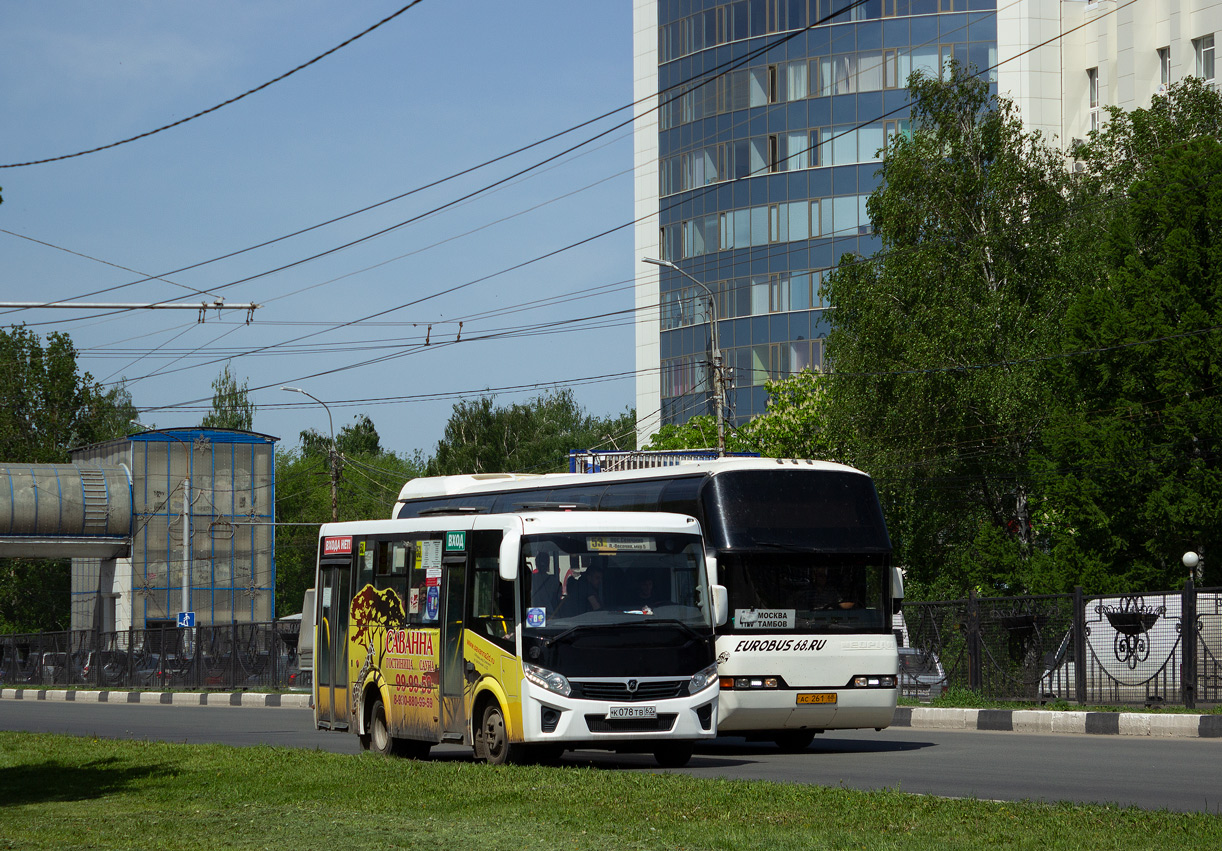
[523,663,571,697]
[689,664,719,694]
[852,675,897,688]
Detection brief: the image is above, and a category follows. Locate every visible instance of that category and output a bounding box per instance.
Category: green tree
[1038,135,1222,591]
[0,327,137,632]
[429,390,636,475]
[0,327,137,461]
[0,558,71,633]
[273,415,426,616]
[1073,76,1222,201]
[645,370,831,460]
[821,65,1075,596]
[300,414,382,458]
[200,363,254,431]
[645,414,746,453]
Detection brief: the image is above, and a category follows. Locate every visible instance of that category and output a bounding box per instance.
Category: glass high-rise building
[632,0,999,441]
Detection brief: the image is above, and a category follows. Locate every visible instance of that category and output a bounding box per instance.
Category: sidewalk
[892,706,1222,738]
[0,687,311,709]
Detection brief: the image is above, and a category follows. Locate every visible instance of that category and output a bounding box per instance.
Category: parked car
[134,654,185,688]
[898,647,945,701]
[286,654,311,692]
[80,650,129,686]
[38,652,70,685]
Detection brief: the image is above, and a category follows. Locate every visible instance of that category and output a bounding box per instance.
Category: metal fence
[902,581,1222,708]
[5,583,1220,707]
[0,621,306,692]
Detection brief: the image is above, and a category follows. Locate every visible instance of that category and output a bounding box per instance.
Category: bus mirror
[498,528,522,582]
[712,584,728,627]
[705,553,719,585]
[891,568,904,615]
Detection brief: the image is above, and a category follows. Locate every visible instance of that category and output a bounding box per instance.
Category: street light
[282,386,340,522]
[1183,551,1203,581]
[642,257,726,455]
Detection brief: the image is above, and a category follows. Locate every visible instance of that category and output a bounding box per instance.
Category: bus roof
[394,457,869,506]
[320,510,703,540]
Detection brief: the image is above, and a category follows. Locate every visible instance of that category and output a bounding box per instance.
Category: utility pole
[643,257,727,455]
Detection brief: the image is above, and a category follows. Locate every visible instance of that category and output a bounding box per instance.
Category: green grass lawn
[0,732,1218,850]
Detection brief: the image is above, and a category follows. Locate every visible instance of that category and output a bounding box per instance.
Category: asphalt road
[2,700,1220,814]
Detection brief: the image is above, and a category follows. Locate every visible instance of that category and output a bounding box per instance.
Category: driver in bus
[808,567,857,610]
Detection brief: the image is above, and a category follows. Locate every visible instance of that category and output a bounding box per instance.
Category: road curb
[0,687,312,709]
[3,690,1216,736]
[891,706,1222,738]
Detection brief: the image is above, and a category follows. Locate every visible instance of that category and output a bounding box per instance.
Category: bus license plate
[796,693,837,705]
[608,705,657,719]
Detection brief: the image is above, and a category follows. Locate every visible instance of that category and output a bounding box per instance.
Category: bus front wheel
[476,702,524,766]
[363,698,393,756]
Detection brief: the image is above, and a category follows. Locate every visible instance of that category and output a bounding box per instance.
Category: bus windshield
[522,532,711,630]
[719,552,890,633]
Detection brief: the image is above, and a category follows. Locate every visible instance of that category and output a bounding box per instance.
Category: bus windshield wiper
[533,624,590,646]
[742,541,808,553]
[628,618,706,640]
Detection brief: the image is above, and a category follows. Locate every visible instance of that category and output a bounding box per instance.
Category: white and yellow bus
[313,509,725,766]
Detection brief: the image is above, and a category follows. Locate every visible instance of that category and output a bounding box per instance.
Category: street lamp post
[282,386,340,522]
[642,257,726,456]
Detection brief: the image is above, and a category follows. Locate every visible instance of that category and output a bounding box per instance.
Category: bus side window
[405,539,428,626]
[374,540,412,622]
[358,540,375,588]
[468,531,515,652]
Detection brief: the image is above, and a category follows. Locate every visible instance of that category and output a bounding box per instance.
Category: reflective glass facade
[634,0,998,435]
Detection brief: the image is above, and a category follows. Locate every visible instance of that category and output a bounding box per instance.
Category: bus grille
[573,680,688,701]
[585,714,678,733]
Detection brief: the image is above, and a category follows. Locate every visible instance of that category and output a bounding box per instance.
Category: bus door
[316,552,352,730]
[440,531,469,740]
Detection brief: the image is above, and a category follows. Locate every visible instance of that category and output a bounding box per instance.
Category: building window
[1196,35,1215,82]
[1087,67,1100,132]
[1158,47,1171,89]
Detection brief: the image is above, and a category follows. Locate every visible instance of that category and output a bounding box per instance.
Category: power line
[0,1,429,169]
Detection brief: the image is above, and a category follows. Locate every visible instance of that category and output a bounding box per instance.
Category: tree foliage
[200,363,254,431]
[821,65,1076,596]
[0,327,137,632]
[300,414,382,458]
[274,415,426,616]
[429,390,636,475]
[645,370,831,459]
[1038,133,1222,590]
[0,327,137,461]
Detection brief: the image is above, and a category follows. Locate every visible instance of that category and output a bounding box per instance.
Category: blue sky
[1,1,639,458]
